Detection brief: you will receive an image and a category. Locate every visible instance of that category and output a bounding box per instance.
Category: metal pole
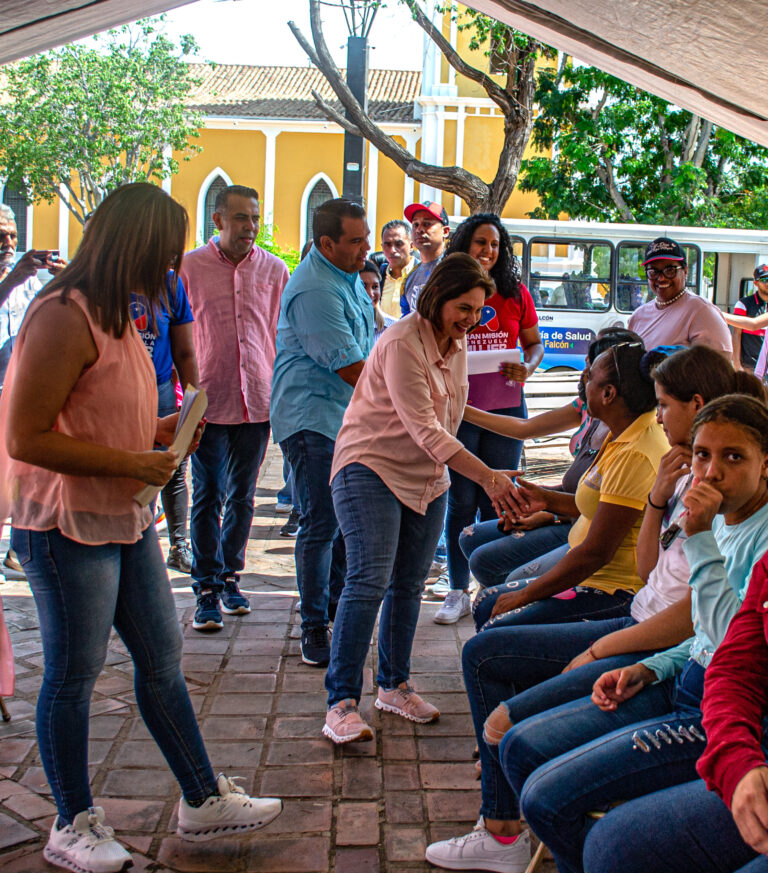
[342,34,369,204]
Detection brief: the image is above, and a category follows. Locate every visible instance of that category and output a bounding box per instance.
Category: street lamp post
[337,1,379,204]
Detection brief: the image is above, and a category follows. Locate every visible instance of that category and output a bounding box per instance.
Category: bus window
[529,238,612,312]
[616,241,701,312]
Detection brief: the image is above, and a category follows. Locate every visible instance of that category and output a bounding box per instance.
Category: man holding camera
[0,204,65,388]
[0,203,66,575]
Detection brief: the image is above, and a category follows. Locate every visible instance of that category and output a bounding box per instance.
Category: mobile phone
[48,250,60,263]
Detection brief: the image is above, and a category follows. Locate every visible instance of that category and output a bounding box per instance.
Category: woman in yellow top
[473,341,669,630]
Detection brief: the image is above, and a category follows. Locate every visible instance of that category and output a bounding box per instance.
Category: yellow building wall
[372,137,407,242]
[272,131,344,248]
[169,127,267,249]
[30,199,60,253]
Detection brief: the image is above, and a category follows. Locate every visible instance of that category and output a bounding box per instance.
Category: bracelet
[491,472,497,489]
[588,643,598,659]
[647,492,666,510]
[552,513,562,525]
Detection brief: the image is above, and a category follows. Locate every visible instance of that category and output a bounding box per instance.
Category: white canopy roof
[2,1,767,146]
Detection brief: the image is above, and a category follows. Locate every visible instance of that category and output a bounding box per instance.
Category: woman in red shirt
[436,214,543,624]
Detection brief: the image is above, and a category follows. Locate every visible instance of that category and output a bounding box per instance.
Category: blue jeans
[460,518,572,588]
[503,660,706,873]
[277,451,295,507]
[583,779,765,873]
[461,615,648,821]
[157,379,189,547]
[325,463,446,705]
[446,402,526,590]
[473,576,634,631]
[12,526,216,823]
[281,430,346,630]
[190,421,270,594]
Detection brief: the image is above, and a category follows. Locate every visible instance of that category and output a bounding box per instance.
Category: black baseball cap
[754,264,768,281]
[404,200,450,226]
[642,237,686,267]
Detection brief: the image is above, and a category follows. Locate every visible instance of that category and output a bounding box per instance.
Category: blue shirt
[270,246,375,444]
[130,274,194,385]
[641,500,768,682]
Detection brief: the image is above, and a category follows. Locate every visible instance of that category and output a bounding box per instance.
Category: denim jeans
[12,526,216,823]
[157,378,189,547]
[281,430,346,630]
[473,576,634,631]
[583,778,765,873]
[190,421,270,594]
[325,463,446,705]
[503,660,706,873]
[446,401,526,590]
[276,451,295,507]
[461,615,647,821]
[459,517,572,588]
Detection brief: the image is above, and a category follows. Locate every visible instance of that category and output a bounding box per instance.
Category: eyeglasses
[645,265,684,280]
[609,341,644,395]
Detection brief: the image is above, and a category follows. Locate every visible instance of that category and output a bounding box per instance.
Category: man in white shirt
[0,204,64,386]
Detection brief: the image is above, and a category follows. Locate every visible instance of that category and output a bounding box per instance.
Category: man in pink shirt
[180,185,289,632]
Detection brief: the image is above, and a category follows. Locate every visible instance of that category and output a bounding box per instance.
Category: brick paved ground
[0,444,559,872]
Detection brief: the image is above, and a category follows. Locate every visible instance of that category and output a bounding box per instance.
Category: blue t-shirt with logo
[130,273,194,384]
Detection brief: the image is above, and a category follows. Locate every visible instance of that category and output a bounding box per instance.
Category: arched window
[305,178,333,245]
[203,176,228,242]
[2,185,28,250]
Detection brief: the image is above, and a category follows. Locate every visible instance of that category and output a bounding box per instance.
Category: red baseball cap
[404,200,449,226]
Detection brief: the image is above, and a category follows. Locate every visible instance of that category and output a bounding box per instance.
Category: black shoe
[167,541,193,574]
[301,626,331,667]
[193,590,224,632]
[280,508,300,537]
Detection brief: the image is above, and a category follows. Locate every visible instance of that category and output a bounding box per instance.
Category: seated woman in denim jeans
[496,396,768,873]
[471,341,669,633]
[0,185,282,873]
[458,327,642,591]
[322,253,520,745]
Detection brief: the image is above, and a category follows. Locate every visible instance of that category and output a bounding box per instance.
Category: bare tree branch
[693,119,713,168]
[400,0,511,114]
[288,0,543,213]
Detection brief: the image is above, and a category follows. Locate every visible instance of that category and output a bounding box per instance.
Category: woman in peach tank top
[0,185,281,873]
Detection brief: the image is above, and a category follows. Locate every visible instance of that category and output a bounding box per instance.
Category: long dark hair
[446,213,522,300]
[44,183,188,338]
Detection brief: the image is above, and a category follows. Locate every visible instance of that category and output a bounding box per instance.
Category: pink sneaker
[375,683,440,723]
[323,700,374,744]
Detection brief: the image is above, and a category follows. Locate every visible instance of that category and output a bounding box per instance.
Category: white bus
[482,218,768,370]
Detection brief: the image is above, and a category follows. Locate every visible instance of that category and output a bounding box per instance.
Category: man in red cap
[400,200,450,316]
[731,264,768,371]
[628,236,732,354]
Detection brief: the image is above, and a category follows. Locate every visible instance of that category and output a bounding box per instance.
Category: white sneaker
[177,773,282,841]
[425,825,531,872]
[275,501,293,514]
[434,590,472,624]
[44,807,133,873]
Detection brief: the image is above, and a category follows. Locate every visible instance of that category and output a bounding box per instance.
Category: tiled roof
[187,64,420,123]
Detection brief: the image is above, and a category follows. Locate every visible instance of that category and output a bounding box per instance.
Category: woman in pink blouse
[0,185,281,873]
[323,253,519,744]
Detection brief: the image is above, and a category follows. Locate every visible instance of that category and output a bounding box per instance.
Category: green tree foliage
[0,17,204,224]
[519,60,768,227]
